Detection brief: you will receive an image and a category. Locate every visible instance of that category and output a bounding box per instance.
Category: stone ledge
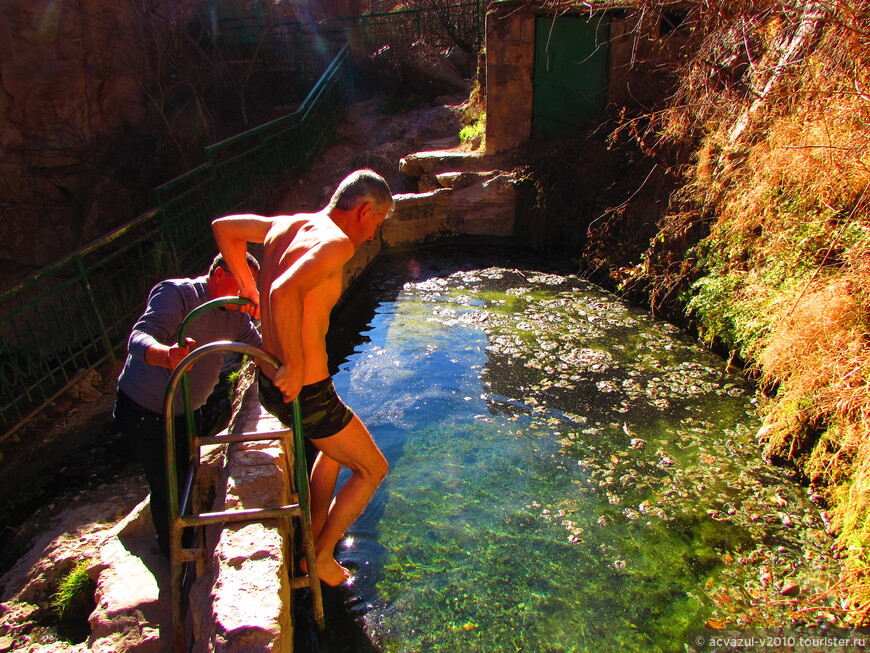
[191,381,295,653]
[399,149,511,176]
[385,172,516,247]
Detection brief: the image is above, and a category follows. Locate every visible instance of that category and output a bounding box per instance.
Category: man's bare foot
[300,555,352,587]
[317,557,352,586]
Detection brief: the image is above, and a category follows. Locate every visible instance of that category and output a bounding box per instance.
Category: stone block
[503,44,532,69]
[520,14,535,42]
[231,443,283,468]
[384,166,517,247]
[193,404,295,652]
[383,190,451,247]
[205,522,290,653]
[418,173,440,193]
[88,499,171,653]
[445,173,516,237]
[399,150,490,177]
[488,12,523,42]
[224,464,287,512]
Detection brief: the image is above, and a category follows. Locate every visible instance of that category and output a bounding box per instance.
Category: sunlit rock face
[0,0,153,280]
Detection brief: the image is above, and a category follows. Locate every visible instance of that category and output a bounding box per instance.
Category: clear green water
[322,248,839,653]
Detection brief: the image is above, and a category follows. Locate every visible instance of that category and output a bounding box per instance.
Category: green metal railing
[0,44,353,447]
[0,1,484,448]
[208,2,485,62]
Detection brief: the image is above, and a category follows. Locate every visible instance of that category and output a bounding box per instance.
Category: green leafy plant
[459,79,485,145]
[225,355,250,399]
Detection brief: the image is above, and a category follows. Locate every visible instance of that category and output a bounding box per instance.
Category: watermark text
[689,628,870,652]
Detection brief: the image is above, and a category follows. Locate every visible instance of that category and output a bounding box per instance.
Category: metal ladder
[162,297,325,652]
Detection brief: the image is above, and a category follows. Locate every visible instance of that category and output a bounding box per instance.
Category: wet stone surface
[316,247,844,653]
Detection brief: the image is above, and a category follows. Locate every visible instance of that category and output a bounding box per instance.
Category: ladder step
[176,547,204,562]
[289,575,319,590]
[181,504,302,527]
[199,427,293,445]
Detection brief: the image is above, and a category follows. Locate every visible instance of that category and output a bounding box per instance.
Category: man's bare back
[259,213,351,389]
[212,169,395,586]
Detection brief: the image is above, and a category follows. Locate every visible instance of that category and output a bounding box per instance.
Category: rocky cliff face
[0,0,155,285]
[0,1,475,289]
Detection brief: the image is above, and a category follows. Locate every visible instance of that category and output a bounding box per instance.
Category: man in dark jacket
[114,253,262,555]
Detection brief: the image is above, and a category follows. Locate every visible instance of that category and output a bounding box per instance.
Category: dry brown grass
[628,0,870,624]
[757,280,867,459]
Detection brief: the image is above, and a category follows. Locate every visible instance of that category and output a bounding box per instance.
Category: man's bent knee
[313,415,389,484]
[372,456,389,485]
[350,454,388,487]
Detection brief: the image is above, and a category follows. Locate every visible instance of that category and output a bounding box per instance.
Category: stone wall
[341,148,518,291]
[191,409,294,651]
[484,6,536,154]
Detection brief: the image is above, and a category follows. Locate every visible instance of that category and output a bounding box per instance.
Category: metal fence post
[74,256,117,365]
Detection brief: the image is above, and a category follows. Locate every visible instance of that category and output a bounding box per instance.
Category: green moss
[459,119,485,144]
[836,494,870,575]
[680,186,836,359]
[225,355,249,399]
[683,272,773,358]
[459,80,485,145]
[51,560,94,619]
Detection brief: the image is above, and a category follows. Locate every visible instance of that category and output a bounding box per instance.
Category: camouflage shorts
[258,373,354,439]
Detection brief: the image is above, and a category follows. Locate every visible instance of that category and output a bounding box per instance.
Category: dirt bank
[0,360,137,578]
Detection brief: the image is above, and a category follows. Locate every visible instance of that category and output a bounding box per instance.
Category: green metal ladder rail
[164,298,325,652]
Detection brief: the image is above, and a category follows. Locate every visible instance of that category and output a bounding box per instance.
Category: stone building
[484,0,691,153]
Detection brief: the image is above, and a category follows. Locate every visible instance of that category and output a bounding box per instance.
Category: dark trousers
[114,390,198,555]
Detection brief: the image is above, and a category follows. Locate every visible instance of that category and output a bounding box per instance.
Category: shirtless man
[212,169,394,585]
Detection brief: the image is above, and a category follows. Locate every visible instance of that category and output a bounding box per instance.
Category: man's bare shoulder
[265,213,353,264]
[265,212,339,237]
[308,217,355,266]
[263,213,305,236]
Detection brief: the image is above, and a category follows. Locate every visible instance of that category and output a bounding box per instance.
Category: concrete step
[399,149,512,177]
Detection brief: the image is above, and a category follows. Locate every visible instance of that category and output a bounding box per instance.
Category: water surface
[320,247,838,652]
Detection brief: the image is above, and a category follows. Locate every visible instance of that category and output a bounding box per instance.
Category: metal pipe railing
[164,299,324,651]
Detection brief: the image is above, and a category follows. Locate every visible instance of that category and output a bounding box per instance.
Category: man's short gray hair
[329,169,394,215]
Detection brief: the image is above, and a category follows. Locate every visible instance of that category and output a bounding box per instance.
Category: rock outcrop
[0,478,147,652]
[387,149,518,247]
[88,500,170,653]
[0,0,152,281]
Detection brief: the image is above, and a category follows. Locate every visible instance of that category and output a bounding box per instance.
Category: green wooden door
[533,15,610,137]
